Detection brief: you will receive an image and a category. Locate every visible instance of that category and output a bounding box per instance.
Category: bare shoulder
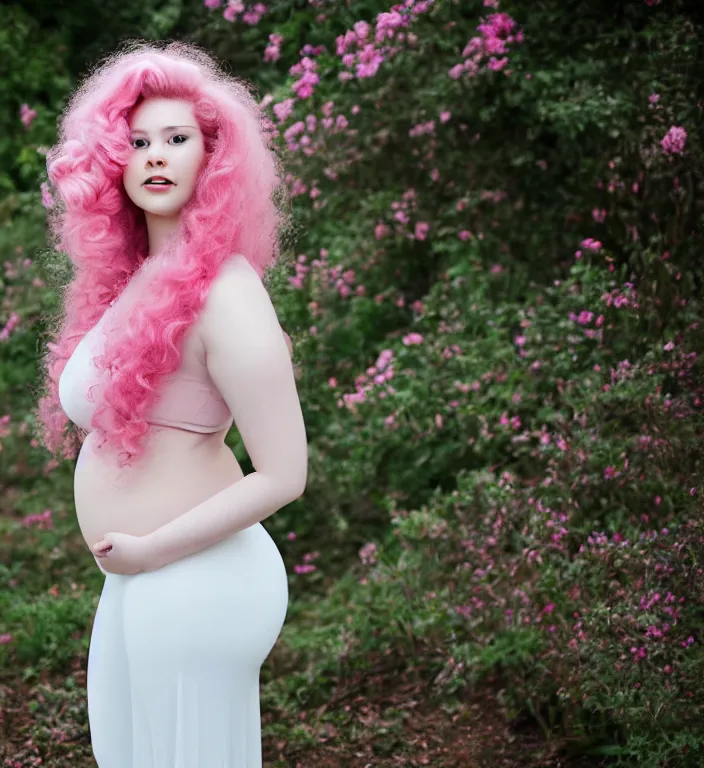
[198,254,292,359]
[219,252,261,280]
[210,253,263,296]
[198,254,269,350]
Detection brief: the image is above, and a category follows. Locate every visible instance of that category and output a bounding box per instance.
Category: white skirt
[86,522,289,768]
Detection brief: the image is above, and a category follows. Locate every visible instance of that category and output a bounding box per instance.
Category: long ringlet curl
[32,39,292,469]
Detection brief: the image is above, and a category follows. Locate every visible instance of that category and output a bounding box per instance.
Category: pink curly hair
[33,40,291,469]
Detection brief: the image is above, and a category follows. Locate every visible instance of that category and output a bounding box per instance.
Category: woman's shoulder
[217,253,260,282]
[197,254,276,352]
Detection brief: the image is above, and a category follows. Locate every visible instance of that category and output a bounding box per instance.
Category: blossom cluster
[449,11,524,80]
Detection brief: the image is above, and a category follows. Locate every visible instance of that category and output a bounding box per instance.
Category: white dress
[86,522,289,767]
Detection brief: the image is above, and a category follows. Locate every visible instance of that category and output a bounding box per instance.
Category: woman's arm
[282,328,293,357]
[145,255,307,570]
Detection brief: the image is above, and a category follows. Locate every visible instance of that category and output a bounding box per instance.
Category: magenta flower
[661,125,687,155]
[581,238,602,252]
[20,103,38,129]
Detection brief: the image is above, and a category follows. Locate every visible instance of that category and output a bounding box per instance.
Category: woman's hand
[91,532,153,575]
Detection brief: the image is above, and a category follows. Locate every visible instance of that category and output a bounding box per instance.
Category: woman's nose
[146,146,167,167]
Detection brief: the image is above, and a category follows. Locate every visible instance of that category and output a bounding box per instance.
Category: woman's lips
[144,182,176,193]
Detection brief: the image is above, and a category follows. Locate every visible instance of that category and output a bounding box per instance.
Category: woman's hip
[96,523,288,653]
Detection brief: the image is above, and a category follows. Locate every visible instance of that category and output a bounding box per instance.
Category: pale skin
[92,97,305,574]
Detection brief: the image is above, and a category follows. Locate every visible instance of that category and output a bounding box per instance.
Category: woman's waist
[74,432,244,544]
[76,427,240,483]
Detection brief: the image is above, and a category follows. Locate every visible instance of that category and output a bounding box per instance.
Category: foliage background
[1,0,703,766]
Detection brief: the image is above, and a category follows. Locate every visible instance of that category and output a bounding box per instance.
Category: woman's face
[122,97,206,219]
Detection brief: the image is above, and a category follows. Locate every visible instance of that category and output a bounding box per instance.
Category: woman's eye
[131,135,188,149]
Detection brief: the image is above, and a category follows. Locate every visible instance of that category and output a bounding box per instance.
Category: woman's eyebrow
[129,125,198,135]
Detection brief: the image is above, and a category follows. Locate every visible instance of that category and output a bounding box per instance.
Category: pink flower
[488,57,509,72]
[574,310,594,325]
[581,238,602,252]
[375,222,391,240]
[223,1,244,22]
[359,542,378,565]
[20,103,37,129]
[661,126,687,155]
[414,221,430,240]
[41,182,55,209]
[402,332,424,346]
[23,509,53,529]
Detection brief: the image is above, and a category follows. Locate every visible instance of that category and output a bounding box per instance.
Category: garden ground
[1,647,603,768]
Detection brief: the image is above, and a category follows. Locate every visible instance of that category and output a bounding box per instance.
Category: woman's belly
[74,426,245,552]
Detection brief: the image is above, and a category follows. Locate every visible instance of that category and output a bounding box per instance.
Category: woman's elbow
[289,472,307,500]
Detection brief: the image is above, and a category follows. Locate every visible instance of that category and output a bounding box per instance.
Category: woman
[34,40,307,767]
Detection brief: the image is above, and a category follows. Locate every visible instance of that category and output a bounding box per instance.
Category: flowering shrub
[345,251,704,764]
